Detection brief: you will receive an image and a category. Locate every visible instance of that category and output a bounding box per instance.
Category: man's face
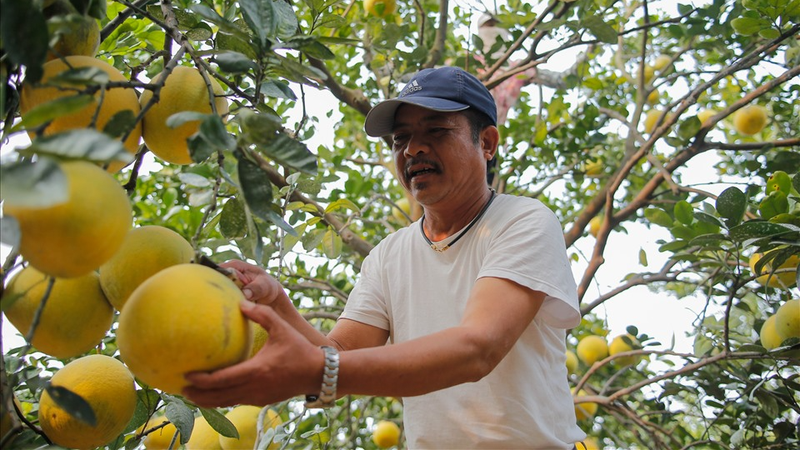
[390,104,491,207]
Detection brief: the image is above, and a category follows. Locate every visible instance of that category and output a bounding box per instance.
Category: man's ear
[480,126,500,160]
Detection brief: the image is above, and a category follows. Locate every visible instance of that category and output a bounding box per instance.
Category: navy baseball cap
[364,67,498,137]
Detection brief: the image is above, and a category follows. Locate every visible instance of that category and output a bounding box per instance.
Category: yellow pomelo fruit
[577,437,600,450]
[364,0,396,18]
[38,355,137,449]
[187,414,222,450]
[99,225,195,311]
[608,334,640,366]
[572,388,598,421]
[589,216,603,238]
[584,159,603,177]
[760,314,784,350]
[140,66,229,165]
[19,56,142,172]
[248,321,270,359]
[646,89,660,104]
[3,266,113,359]
[2,161,132,278]
[733,105,768,135]
[372,420,401,448]
[653,55,671,71]
[576,335,608,366]
[749,252,799,288]
[774,299,800,340]
[141,416,180,450]
[565,350,578,375]
[391,197,411,224]
[644,109,664,133]
[219,405,281,450]
[47,13,101,61]
[117,264,251,394]
[697,109,715,127]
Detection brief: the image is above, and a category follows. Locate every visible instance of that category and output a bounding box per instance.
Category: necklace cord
[419,189,496,252]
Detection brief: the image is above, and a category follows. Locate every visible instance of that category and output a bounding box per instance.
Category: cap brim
[364,97,470,137]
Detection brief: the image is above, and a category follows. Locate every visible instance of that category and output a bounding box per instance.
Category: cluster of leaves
[0,0,798,449]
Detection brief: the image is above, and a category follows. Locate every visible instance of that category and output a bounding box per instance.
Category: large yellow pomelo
[38,354,137,449]
[749,252,799,288]
[608,333,641,366]
[116,264,251,394]
[45,0,101,61]
[565,350,578,375]
[774,299,800,340]
[140,415,180,449]
[760,314,783,350]
[187,414,222,450]
[219,405,281,450]
[576,335,608,366]
[733,105,768,135]
[3,266,113,359]
[572,388,598,421]
[372,420,401,449]
[248,321,270,359]
[140,66,228,165]
[99,225,195,311]
[364,0,396,18]
[2,161,132,278]
[19,56,142,172]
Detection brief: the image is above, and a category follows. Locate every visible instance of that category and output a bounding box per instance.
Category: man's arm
[183,276,543,406]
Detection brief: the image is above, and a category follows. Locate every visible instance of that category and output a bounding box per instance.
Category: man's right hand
[220,259,287,307]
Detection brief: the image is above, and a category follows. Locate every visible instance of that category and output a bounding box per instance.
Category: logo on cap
[399,80,421,98]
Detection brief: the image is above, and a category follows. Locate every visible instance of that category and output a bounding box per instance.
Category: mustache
[404,158,440,176]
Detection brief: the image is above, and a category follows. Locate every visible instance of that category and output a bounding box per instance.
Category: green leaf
[240,0,277,51]
[200,407,239,439]
[68,0,107,19]
[324,198,360,214]
[731,17,769,35]
[758,191,789,220]
[198,115,236,152]
[259,132,318,175]
[645,207,674,228]
[124,389,162,434]
[0,159,68,208]
[259,80,297,101]
[583,15,618,44]
[237,157,297,236]
[166,111,208,129]
[215,51,259,74]
[187,134,216,164]
[272,0,299,39]
[716,187,747,226]
[678,116,701,140]
[24,129,134,165]
[639,248,648,266]
[45,384,97,427]
[163,395,194,445]
[12,94,94,133]
[0,0,48,83]
[220,197,248,239]
[674,201,694,225]
[321,228,342,259]
[728,221,799,241]
[237,109,283,144]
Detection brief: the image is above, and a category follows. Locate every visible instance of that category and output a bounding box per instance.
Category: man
[184,66,586,449]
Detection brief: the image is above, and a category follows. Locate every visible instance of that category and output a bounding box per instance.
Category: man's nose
[404,134,430,157]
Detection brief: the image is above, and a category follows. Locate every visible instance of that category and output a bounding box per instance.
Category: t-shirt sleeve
[339,248,391,331]
[478,202,581,329]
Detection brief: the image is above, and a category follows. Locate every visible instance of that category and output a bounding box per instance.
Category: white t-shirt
[341,194,586,449]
